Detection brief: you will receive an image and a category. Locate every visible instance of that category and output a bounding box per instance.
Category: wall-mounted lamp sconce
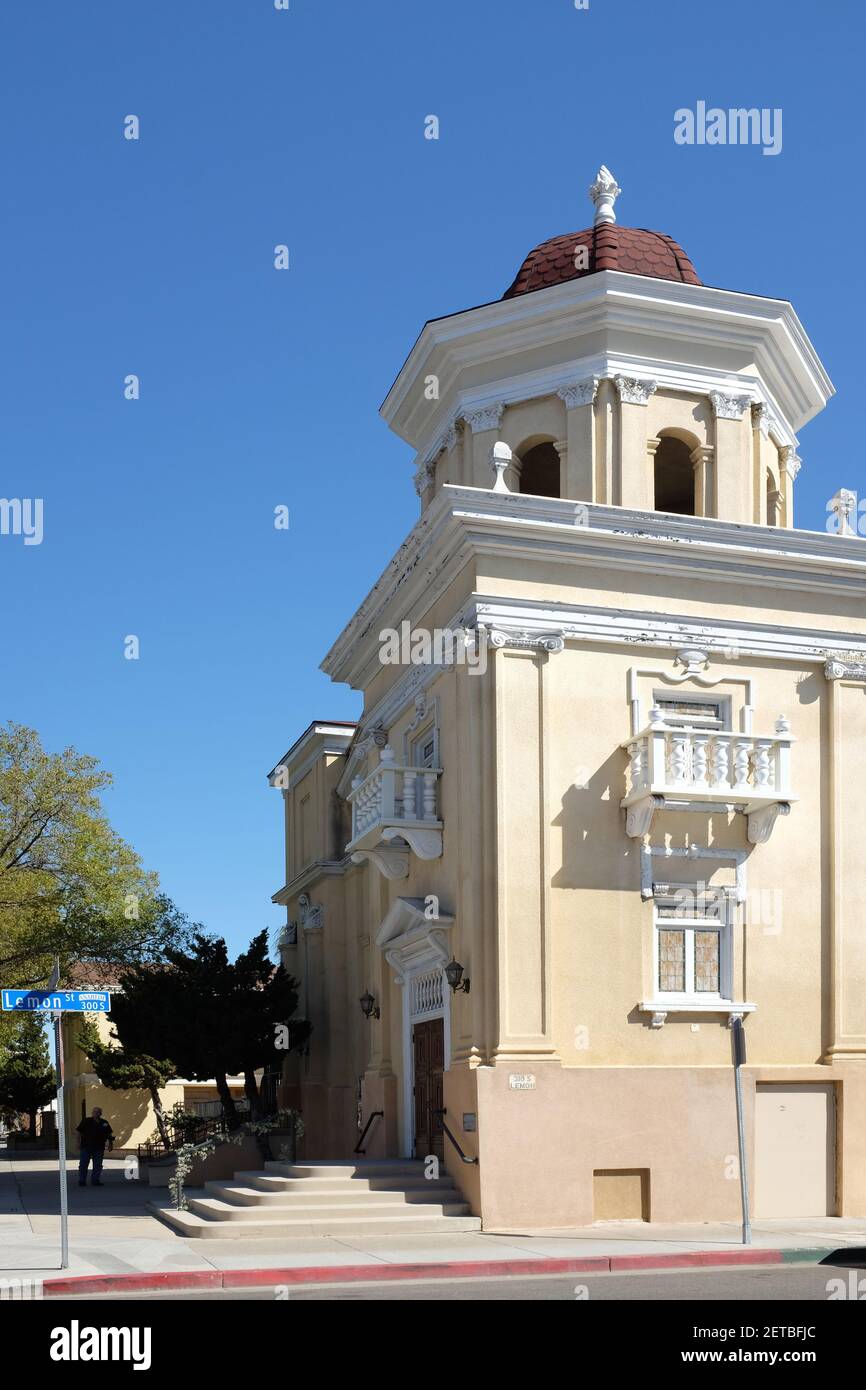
[359,991,380,1020]
[445,957,470,994]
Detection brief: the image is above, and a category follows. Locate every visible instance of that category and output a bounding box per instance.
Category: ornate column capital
[779,445,802,481]
[464,402,505,433]
[298,893,324,932]
[557,378,599,409]
[442,420,463,453]
[613,375,657,406]
[486,627,565,655]
[709,390,751,420]
[825,652,866,681]
[413,457,437,496]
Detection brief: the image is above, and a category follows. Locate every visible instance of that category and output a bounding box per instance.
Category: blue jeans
[78,1148,104,1183]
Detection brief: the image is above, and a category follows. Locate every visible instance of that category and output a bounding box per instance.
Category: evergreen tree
[0,1015,56,1137]
[76,1017,175,1148]
[110,931,309,1129]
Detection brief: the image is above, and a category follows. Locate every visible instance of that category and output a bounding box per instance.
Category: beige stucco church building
[269,167,866,1228]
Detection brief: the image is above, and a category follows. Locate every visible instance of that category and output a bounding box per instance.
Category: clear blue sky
[1,0,863,951]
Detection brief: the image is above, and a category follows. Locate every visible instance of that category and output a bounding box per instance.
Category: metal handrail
[354,1110,384,1155]
[137,1106,252,1164]
[434,1108,478,1165]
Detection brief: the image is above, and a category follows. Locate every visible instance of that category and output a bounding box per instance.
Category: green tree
[229,930,310,1119]
[110,931,309,1130]
[76,1016,175,1149]
[0,1015,56,1137]
[0,722,171,985]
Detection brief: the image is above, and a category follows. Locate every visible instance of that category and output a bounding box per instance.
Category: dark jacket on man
[76,1116,114,1151]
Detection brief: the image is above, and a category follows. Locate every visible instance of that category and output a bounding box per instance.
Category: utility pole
[731,1015,751,1246]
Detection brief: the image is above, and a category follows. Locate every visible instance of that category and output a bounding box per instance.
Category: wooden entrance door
[412,1018,444,1160]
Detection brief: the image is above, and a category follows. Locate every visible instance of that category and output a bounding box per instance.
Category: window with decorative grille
[653,892,731,1001]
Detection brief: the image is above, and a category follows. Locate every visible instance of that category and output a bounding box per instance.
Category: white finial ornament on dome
[588,166,621,226]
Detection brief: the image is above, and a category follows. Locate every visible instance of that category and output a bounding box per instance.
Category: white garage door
[754,1083,835,1218]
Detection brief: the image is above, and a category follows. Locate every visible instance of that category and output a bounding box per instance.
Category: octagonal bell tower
[382,166,832,530]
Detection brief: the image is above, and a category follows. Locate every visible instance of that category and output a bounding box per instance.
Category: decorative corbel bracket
[350,847,409,880]
[625,793,664,838]
[746,801,790,845]
[381,825,443,860]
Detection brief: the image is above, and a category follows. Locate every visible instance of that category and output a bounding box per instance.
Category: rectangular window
[412,726,438,769]
[653,893,731,1001]
[654,695,728,730]
[658,929,685,992]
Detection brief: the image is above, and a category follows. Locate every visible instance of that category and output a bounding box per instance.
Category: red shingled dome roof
[503,224,702,299]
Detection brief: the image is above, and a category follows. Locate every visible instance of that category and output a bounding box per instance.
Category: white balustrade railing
[622,713,793,804]
[348,745,442,844]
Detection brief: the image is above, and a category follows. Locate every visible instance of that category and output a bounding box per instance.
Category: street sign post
[2,975,112,1270]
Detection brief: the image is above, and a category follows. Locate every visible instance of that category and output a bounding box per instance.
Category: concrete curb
[42,1246,834,1296]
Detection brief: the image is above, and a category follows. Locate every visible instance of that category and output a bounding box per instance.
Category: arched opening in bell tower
[766,469,782,526]
[653,436,696,515]
[518,441,561,498]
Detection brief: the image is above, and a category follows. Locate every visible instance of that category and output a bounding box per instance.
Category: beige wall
[275,519,866,1223]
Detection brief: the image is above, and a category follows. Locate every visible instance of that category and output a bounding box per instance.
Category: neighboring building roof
[64,961,128,989]
[267,719,357,783]
[503,224,702,299]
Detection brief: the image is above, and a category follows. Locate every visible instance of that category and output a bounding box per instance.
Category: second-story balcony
[621,710,794,843]
[346,745,443,879]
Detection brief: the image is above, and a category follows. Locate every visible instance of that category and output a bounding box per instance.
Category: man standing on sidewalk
[76,1106,114,1187]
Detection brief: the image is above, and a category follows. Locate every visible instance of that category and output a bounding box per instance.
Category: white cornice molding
[338,594,866,762]
[382,271,834,453]
[267,723,356,788]
[320,485,866,690]
[466,596,866,667]
[271,859,349,906]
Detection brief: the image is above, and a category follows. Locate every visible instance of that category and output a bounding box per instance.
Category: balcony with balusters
[621,707,794,843]
[346,744,443,879]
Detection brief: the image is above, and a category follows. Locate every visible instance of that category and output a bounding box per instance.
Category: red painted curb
[42,1247,802,1296]
[610,1249,785,1273]
[44,1270,225,1298]
[222,1256,610,1288]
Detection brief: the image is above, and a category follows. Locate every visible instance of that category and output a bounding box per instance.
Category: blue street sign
[1,989,111,1013]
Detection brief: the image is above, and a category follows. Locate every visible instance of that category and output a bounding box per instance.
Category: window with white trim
[653,890,733,1003]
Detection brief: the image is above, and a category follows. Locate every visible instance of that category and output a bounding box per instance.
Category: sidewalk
[2,1152,864,1295]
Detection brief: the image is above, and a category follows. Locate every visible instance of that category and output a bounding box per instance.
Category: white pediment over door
[375,896,455,984]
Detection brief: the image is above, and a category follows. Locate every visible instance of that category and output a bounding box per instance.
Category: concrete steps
[149,1157,480,1239]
